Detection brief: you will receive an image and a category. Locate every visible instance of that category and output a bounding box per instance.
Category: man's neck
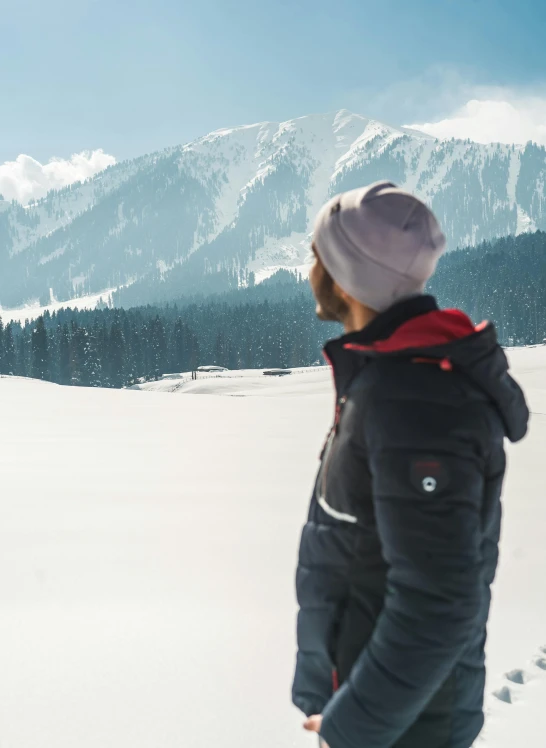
[343,304,378,334]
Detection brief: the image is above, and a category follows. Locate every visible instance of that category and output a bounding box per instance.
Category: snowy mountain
[2,109,546,308]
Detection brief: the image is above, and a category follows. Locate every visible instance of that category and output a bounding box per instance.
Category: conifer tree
[0,317,4,375]
[97,322,110,387]
[172,318,186,372]
[59,324,71,385]
[82,327,102,387]
[3,323,16,375]
[31,316,50,380]
[69,322,83,386]
[15,328,31,377]
[108,319,125,388]
[214,331,226,367]
[150,316,167,379]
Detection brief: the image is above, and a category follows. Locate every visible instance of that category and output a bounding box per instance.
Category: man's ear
[334,282,352,304]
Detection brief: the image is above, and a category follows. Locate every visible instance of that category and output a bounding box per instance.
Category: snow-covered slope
[0,346,544,747]
[0,286,115,324]
[2,110,546,308]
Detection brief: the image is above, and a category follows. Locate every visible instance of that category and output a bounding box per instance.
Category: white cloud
[406,93,546,146]
[0,149,116,205]
[342,67,546,146]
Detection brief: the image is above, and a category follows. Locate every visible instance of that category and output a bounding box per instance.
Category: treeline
[1,231,545,389]
[0,277,338,387]
[429,230,546,345]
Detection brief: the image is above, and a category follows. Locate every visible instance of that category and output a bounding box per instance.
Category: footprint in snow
[505,668,527,685]
[492,685,513,704]
[491,649,546,706]
[492,668,529,704]
[478,649,546,747]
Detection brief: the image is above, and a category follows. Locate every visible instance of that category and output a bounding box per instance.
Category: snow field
[0,345,544,747]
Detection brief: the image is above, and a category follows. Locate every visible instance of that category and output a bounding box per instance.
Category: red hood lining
[343,309,488,354]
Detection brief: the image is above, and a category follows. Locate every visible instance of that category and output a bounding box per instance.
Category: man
[292,181,529,748]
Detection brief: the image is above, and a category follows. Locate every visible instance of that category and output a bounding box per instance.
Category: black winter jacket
[292,296,529,748]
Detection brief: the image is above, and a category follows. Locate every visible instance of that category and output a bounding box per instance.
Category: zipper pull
[334,396,347,431]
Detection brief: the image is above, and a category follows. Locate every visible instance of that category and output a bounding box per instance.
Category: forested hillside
[0,274,336,387]
[1,232,544,388]
[429,230,546,345]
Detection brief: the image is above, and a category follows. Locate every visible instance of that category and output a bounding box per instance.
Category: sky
[2,0,546,202]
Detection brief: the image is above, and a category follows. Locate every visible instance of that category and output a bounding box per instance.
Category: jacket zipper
[320,395,347,500]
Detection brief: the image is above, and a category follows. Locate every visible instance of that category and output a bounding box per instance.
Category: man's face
[309,244,350,323]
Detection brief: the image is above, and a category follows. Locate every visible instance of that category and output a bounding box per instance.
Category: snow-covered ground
[0,347,544,747]
[130,365,331,397]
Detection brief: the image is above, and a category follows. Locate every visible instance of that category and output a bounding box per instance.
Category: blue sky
[2,0,546,166]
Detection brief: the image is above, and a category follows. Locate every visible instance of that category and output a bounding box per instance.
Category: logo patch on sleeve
[410,458,449,495]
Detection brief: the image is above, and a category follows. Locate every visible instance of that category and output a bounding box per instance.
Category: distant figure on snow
[292,181,529,748]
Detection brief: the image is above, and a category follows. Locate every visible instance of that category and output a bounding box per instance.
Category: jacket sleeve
[320,397,486,748]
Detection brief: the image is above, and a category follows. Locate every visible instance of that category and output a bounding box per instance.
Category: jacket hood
[336,306,529,443]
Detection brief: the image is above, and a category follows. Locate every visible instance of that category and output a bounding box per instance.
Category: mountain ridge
[1,109,546,308]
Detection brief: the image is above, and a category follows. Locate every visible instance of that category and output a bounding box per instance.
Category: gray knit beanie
[313,181,446,312]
